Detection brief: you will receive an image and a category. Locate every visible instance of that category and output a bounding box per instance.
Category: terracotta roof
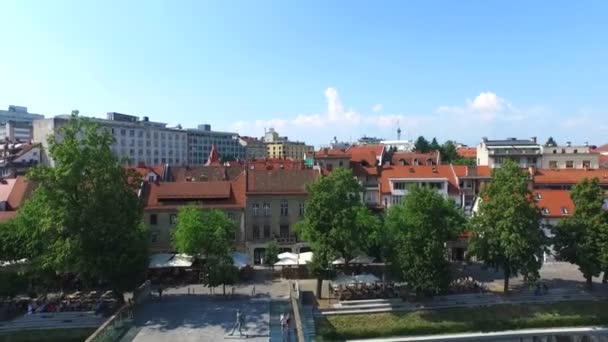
[594,144,608,153]
[352,162,379,177]
[453,165,492,178]
[391,151,440,166]
[533,189,574,218]
[0,211,17,223]
[315,148,349,158]
[533,169,608,185]
[456,147,477,159]
[247,169,318,194]
[170,165,243,182]
[7,176,34,210]
[379,165,460,195]
[156,181,230,199]
[129,165,165,181]
[245,159,305,170]
[346,145,384,165]
[600,154,608,168]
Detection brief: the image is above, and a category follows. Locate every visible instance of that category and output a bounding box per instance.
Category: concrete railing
[84,303,132,342]
[289,280,307,342]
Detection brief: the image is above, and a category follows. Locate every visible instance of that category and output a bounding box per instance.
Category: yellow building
[266,141,313,160]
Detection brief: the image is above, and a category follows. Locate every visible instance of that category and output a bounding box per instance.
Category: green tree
[172,207,236,292]
[552,178,608,289]
[453,157,476,166]
[265,240,280,267]
[440,141,459,164]
[16,113,148,297]
[544,137,557,147]
[468,160,545,293]
[296,168,380,298]
[429,138,440,151]
[414,136,431,153]
[386,186,465,296]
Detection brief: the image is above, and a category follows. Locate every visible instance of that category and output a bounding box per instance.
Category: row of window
[252,224,290,239]
[393,181,444,191]
[548,160,592,169]
[113,128,186,141]
[251,201,305,217]
[149,212,236,225]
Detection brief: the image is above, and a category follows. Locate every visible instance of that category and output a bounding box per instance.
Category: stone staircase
[317,288,596,316]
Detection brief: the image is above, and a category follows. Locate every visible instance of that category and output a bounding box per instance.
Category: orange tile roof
[7,176,34,210]
[246,159,305,170]
[379,165,460,195]
[391,151,440,166]
[594,144,608,153]
[533,189,574,218]
[315,148,349,158]
[600,154,608,168]
[247,169,318,194]
[352,162,379,177]
[129,165,165,180]
[346,145,384,165]
[145,178,245,209]
[533,169,608,185]
[456,147,477,159]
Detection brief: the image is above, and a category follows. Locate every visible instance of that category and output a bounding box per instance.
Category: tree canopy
[386,186,465,296]
[468,160,545,292]
[429,138,440,151]
[552,178,608,289]
[414,136,431,153]
[296,168,380,297]
[14,113,149,295]
[265,240,280,267]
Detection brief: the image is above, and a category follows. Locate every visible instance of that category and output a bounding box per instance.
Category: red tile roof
[533,169,608,185]
[0,179,17,203]
[245,159,305,170]
[315,148,349,158]
[456,147,477,159]
[170,165,244,182]
[352,162,379,177]
[594,144,608,153]
[379,165,460,195]
[130,165,164,181]
[346,145,384,165]
[247,169,318,194]
[600,154,608,168]
[7,176,34,210]
[533,189,574,218]
[391,151,440,166]
[156,181,231,199]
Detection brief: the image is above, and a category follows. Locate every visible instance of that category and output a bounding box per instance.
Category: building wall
[245,194,309,264]
[541,146,599,169]
[315,157,350,170]
[144,208,245,253]
[188,129,245,165]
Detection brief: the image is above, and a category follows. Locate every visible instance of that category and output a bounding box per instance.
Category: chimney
[531,136,537,144]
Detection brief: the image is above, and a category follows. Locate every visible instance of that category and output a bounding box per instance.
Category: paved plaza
[128,279,292,342]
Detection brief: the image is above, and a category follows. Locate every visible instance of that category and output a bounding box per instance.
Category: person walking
[229,309,246,336]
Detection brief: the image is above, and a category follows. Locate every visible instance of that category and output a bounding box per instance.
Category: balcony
[489,149,540,155]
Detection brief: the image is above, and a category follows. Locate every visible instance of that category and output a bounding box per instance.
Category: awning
[149,253,194,269]
[278,252,298,260]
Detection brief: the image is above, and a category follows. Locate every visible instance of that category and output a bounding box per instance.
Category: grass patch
[0,328,95,342]
[316,301,608,340]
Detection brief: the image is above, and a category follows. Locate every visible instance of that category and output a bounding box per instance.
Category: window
[541,208,550,215]
[280,225,289,238]
[299,202,305,216]
[263,225,271,238]
[280,199,289,216]
[150,214,157,225]
[561,207,569,215]
[553,149,557,154]
[565,160,574,169]
[535,193,542,200]
[583,160,591,168]
[120,129,126,136]
[170,214,177,225]
[393,182,407,190]
[549,161,558,169]
[561,149,566,153]
[151,232,158,243]
[263,202,271,216]
[573,149,578,154]
[391,195,403,205]
[253,225,260,239]
[252,203,259,216]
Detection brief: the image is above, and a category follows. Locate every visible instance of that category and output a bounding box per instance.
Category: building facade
[34,113,188,167]
[540,144,599,169]
[263,128,313,160]
[477,137,541,168]
[0,106,44,141]
[187,124,244,164]
[245,169,317,264]
[239,136,266,160]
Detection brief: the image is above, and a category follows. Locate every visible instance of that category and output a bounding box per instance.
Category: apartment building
[0,106,44,141]
[314,148,350,170]
[263,128,313,160]
[239,136,266,160]
[477,137,541,168]
[187,124,244,164]
[34,113,188,167]
[541,143,599,169]
[245,169,318,264]
[0,142,41,178]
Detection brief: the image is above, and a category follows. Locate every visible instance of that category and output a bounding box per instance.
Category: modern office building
[187,124,244,165]
[0,106,45,141]
[34,112,187,167]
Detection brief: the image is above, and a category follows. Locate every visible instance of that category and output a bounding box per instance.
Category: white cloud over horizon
[230,88,605,147]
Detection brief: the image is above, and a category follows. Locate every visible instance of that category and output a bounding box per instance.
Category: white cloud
[372,104,383,113]
[437,91,523,122]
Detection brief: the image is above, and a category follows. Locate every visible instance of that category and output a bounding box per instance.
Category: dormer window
[561,207,569,215]
[541,208,549,215]
[535,193,542,200]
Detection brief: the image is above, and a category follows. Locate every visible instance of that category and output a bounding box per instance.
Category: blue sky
[1,0,607,147]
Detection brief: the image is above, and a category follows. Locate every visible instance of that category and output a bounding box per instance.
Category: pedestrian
[280,313,286,330]
[285,312,291,328]
[229,309,245,336]
[252,285,256,296]
[158,287,163,300]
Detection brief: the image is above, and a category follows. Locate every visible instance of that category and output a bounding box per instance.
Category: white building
[540,143,599,169]
[34,112,187,167]
[477,137,541,168]
[0,106,45,141]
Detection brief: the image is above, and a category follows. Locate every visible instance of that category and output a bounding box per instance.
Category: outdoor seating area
[330,273,408,300]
